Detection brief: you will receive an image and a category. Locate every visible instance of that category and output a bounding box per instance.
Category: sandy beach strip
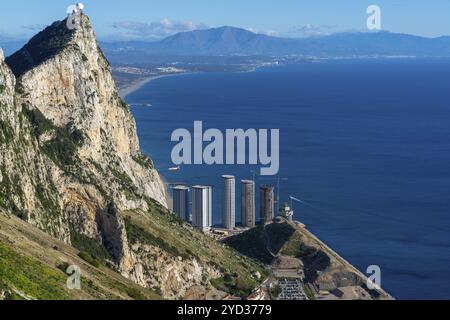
[118,73,194,98]
[118,75,163,98]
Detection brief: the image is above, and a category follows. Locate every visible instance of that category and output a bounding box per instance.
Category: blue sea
[126,59,450,300]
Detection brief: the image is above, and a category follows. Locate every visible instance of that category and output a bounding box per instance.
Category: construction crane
[165,182,189,189]
[289,195,322,212]
[289,196,302,211]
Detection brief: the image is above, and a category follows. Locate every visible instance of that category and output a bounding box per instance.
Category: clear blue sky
[1,0,450,40]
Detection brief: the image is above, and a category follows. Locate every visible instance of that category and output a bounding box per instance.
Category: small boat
[169,166,181,172]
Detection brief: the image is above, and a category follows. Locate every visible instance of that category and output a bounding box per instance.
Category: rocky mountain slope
[0,211,161,300]
[0,14,265,300]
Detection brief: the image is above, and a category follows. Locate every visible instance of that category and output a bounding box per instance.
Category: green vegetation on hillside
[210,273,256,297]
[41,123,83,168]
[124,199,267,298]
[22,106,54,136]
[295,243,331,283]
[224,223,296,264]
[0,166,26,220]
[0,241,70,300]
[280,229,304,256]
[70,231,112,262]
[275,225,332,283]
[224,221,333,285]
[22,107,83,168]
[35,184,59,216]
[0,213,162,300]
[110,166,137,200]
[77,252,103,268]
[118,97,130,111]
[224,225,273,264]
[70,231,113,269]
[132,153,154,170]
[125,216,188,259]
[269,284,282,300]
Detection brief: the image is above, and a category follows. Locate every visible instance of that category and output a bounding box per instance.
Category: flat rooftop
[222,175,235,179]
[172,186,189,191]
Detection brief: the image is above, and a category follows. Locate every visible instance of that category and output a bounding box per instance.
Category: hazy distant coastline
[116,62,282,98]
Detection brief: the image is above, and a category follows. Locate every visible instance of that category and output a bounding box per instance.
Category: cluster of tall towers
[172,175,276,232]
[224,176,275,229]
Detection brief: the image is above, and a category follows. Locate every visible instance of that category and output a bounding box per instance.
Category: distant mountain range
[100,26,450,58]
[3,26,450,59]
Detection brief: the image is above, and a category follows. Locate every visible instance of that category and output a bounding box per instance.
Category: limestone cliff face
[1,15,168,279]
[7,15,167,211]
[1,45,72,239]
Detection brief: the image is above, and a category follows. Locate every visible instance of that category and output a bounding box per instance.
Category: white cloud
[112,19,208,40]
[245,27,279,37]
[265,30,279,37]
[21,24,47,32]
[286,24,334,38]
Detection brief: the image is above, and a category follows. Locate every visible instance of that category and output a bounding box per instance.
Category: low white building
[279,203,294,222]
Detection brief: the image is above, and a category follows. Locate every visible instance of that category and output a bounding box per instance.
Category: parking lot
[278,279,309,300]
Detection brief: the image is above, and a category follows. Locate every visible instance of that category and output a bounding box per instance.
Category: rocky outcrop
[7,15,167,211]
[130,242,221,299]
[1,14,168,282]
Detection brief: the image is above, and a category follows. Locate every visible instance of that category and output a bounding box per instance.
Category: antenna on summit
[66,3,85,30]
[67,3,84,15]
